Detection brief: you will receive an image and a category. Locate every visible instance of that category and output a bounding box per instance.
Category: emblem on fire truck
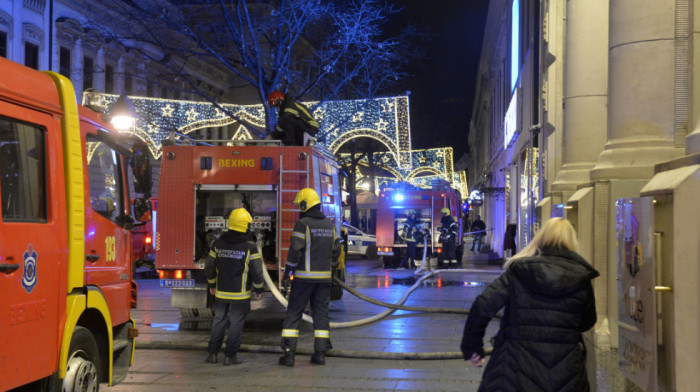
[22,244,38,294]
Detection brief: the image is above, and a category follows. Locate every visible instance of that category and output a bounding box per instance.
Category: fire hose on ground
[140,236,497,359]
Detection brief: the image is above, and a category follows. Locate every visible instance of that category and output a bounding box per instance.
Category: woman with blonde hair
[460,217,599,391]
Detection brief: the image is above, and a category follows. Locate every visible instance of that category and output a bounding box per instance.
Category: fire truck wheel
[365,245,378,260]
[63,326,101,392]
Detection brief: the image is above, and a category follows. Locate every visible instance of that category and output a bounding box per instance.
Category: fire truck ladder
[277,153,310,282]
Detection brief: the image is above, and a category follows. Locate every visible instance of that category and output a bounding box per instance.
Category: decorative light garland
[99,93,465,196]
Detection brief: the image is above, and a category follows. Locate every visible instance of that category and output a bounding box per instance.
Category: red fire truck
[0,58,151,390]
[155,141,344,316]
[375,181,464,268]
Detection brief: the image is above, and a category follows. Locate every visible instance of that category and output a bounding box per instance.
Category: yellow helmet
[441,207,450,216]
[293,188,320,212]
[227,208,253,232]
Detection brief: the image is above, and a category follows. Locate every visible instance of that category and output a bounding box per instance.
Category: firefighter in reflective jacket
[267,91,319,146]
[279,188,341,367]
[440,207,459,268]
[204,208,264,366]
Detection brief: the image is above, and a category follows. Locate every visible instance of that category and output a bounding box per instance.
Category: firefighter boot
[223,356,243,366]
[205,353,217,364]
[310,351,326,365]
[278,349,295,367]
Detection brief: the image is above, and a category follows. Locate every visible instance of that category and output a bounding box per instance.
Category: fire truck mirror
[130,141,152,195]
[133,197,152,222]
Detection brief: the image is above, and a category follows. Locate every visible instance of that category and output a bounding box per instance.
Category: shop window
[0,116,47,222]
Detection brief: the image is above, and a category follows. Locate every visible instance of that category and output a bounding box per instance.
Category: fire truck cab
[375,181,464,268]
[0,58,151,391]
[155,141,343,316]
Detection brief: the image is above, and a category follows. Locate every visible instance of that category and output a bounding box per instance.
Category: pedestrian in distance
[205,208,265,366]
[439,207,459,268]
[279,188,341,367]
[267,91,319,146]
[398,210,421,269]
[460,217,599,391]
[470,215,487,252]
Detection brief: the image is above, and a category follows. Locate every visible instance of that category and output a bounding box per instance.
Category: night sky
[386,0,489,162]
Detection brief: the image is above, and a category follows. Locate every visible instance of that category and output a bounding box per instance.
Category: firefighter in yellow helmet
[279,188,341,367]
[204,208,264,366]
[440,207,459,268]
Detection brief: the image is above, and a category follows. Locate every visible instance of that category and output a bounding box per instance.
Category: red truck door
[82,132,132,325]
[0,105,62,390]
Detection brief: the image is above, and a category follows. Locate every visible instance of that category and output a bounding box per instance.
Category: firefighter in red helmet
[267,91,319,146]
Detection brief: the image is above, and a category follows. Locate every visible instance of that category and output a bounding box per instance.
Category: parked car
[343,223,378,259]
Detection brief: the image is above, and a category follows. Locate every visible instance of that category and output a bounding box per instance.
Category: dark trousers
[443,239,456,261]
[208,300,250,357]
[281,280,331,352]
[471,233,484,251]
[399,241,417,268]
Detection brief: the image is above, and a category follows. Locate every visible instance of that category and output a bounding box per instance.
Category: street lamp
[105,93,139,133]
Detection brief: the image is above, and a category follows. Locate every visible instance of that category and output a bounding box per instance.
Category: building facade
[469,0,700,390]
[0,0,238,139]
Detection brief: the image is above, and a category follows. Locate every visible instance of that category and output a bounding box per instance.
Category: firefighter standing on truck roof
[205,208,264,366]
[267,91,319,146]
[279,188,341,367]
[440,207,459,268]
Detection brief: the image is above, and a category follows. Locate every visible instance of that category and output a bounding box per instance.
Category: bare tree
[91,0,427,136]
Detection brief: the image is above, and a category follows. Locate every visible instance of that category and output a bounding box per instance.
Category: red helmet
[267,91,285,107]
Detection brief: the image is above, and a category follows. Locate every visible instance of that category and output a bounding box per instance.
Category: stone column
[588,0,687,351]
[591,0,686,180]
[551,0,609,193]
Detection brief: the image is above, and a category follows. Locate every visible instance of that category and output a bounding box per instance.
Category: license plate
[160,279,195,288]
[377,251,394,256]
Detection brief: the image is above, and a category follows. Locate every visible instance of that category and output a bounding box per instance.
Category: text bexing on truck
[375,181,463,268]
[0,58,152,391]
[155,139,345,317]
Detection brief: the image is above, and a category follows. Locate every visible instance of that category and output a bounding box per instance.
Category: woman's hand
[470,353,485,367]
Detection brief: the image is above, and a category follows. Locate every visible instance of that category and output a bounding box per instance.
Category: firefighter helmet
[293,188,320,212]
[441,207,450,216]
[267,91,285,107]
[227,208,253,233]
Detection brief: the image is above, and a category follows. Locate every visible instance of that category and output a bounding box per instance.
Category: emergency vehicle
[375,181,464,268]
[0,58,151,391]
[154,141,344,316]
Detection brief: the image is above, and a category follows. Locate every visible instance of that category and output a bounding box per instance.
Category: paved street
[105,251,635,391]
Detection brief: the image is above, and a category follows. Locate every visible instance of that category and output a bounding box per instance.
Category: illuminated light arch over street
[99,94,411,166]
[98,93,465,195]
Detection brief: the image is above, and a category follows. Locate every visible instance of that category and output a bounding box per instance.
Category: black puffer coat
[460,247,599,392]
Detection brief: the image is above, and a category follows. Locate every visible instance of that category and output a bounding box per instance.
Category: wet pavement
[107,250,635,391]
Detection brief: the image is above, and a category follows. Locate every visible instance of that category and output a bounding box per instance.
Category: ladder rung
[280,209,299,212]
[281,190,301,193]
[281,170,308,174]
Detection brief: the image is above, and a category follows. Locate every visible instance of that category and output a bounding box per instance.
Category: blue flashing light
[556,204,565,208]
[393,193,404,202]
